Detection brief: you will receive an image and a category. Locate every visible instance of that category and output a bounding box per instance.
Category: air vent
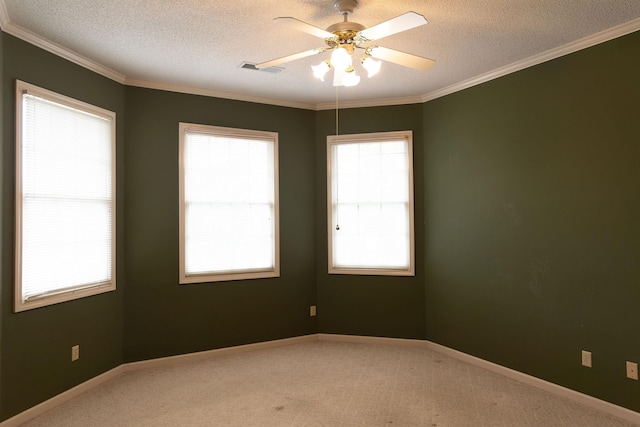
[239,62,284,74]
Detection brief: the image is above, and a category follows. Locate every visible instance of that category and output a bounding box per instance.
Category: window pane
[16,81,116,311]
[180,124,279,283]
[328,132,414,275]
[185,202,274,274]
[22,199,112,297]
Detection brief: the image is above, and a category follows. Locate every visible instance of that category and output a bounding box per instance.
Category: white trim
[0,366,123,427]
[14,80,117,312]
[327,131,415,276]
[318,334,640,425]
[2,334,639,426]
[125,78,316,111]
[17,79,117,118]
[178,123,280,284]
[124,335,317,372]
[317,333,428,348]
[421,17,640,103]
[1,1,638,110]
[127,20,640,110]
[2,22,126,83]
[0,12,311,109]
[0,336,315,427]
[315,95,424,111]
[423,340,640,425]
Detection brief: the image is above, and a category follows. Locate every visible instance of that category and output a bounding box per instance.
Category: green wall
[423,30,640,410]
[2,26,640,421]
[1,34,126,420]
[123,87,317,362]
[314,104,427,339]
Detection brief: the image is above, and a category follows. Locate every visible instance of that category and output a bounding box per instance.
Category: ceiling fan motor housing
[333,0,358,15]
[327,0,365,49]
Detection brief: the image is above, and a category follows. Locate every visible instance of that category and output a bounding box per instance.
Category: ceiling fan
[255,0,436,87]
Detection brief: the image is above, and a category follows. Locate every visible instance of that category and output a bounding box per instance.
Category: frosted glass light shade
[362,57,382,78]
[342,70,360,87]
[330,47,352,71]
[311,60,331,81]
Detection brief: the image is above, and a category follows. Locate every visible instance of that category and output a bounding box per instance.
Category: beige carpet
[21,341,639,426]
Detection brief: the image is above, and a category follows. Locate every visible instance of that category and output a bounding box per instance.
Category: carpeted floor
[21,341,640,426]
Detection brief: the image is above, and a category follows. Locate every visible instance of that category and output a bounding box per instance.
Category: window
[15,80,116,312]
[327,131,414,275]
[179,123,279,283]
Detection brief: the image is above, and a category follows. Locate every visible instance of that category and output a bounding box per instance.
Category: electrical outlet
[626,361,638,380]
[310,305,317,317]
[71,345,80,361]
[581,350,592,368]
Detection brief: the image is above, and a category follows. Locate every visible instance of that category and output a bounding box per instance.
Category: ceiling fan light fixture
[330,47,352,71]
[361,57,381,78]
[312,60,331,81]
[255,5,434,89]
[342,69,360,87]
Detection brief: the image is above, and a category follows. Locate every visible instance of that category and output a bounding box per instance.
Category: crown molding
[421,17,640,103]
[123,78,316,110]
[2,0,639,110]
[315,95,424,111]
[2,21,126,83]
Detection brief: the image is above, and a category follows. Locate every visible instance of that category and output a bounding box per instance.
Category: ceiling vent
[239,62,283,74]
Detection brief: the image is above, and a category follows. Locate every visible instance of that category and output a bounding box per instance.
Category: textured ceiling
[2,0,640,109]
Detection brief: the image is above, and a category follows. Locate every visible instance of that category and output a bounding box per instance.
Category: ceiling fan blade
[275,17,336,40]
[367,46,435,71]
[256,48,326,69]
[358,12,427,41]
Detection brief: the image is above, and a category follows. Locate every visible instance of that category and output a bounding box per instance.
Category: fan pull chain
[335,85,339,136]
[335,85,340,231]
[335,144,340,231]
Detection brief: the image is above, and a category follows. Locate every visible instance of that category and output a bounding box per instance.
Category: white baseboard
[318,333,429,348]
[123,334,317,372]
[3,333,639,426]
[0,335,316,426]
[0,366,123,427]
[318,333,640,425]
[423,340,640,425]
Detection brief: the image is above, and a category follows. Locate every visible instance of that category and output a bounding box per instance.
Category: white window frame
[179,123,280,284]
[15,80,116,312]
[327,131,415,276]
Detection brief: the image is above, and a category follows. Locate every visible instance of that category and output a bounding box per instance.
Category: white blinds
[182,129,277,278]
[330,136,413,271]
[17,85,115,307]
